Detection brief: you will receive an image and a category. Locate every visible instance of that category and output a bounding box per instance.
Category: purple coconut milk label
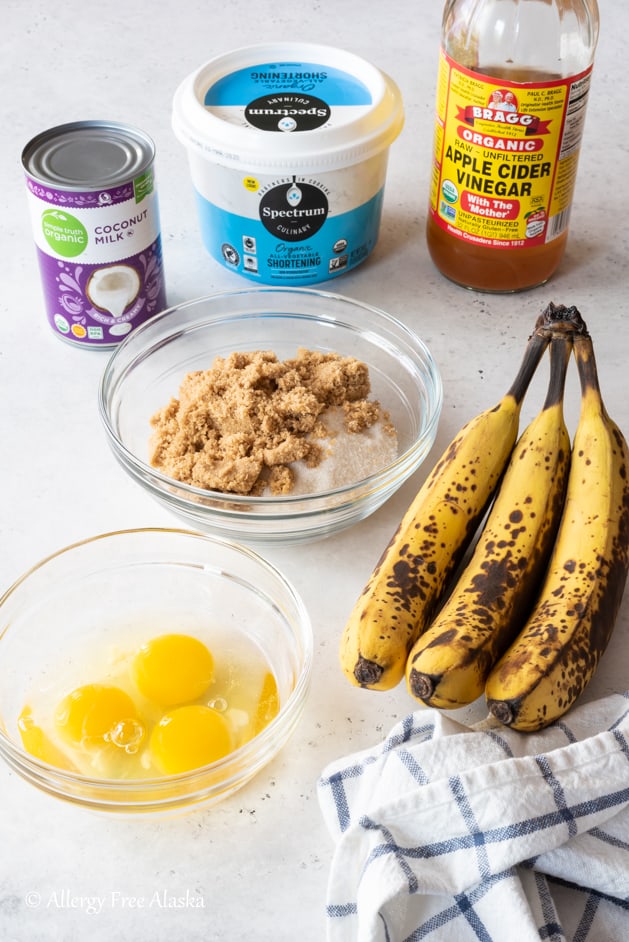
[25,171,166,346]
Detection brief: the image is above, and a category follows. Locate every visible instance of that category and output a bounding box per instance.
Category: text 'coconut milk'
[22,121,167,347]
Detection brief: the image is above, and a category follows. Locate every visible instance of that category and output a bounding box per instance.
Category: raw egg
[132,633,214,707]
[54,684,140,749]
[149,704,232,774]
[18,705,76,770]
[253,671,280,735]
[19,630,279,779]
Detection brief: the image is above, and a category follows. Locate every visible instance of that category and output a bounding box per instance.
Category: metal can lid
[22,120,156,190]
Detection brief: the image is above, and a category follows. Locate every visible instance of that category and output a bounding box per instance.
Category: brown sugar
[149,348,397,496]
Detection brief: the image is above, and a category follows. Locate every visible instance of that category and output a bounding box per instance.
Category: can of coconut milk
[22,121,167,347]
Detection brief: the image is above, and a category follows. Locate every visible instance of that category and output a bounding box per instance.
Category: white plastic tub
[172,43,404,285]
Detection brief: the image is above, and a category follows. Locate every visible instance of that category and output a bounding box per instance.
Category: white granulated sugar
[289,406,399,495]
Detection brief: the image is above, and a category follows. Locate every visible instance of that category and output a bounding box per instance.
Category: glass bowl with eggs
[98,288,443,545]
[0,528,312,813]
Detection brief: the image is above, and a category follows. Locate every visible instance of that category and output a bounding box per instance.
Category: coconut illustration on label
[87,265,141,318]
[22,121,167,348]
[172,43,404,285]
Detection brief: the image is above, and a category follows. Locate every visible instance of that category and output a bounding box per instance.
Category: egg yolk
[54,684,140,748]
[149,704,232,774]
[132,633,214,708]
[254,671,280,735]
[18,705,76,770]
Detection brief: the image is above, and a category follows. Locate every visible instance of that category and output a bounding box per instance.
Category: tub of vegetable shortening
[172,43,404,284]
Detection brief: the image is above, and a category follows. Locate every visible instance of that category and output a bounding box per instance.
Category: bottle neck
[443,0,599,78]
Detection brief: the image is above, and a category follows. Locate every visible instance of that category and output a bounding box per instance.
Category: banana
[486,321,629,731]
[405,330,572,709]
[339,319,551,690]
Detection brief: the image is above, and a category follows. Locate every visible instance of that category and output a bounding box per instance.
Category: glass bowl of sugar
[98,288,443,545]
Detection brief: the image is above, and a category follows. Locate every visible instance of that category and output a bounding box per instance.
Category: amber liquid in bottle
[427,0,599,292]
[427,66,567,293]
[427,216,568,293]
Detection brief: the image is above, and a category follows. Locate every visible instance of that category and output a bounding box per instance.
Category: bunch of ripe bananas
[339,303,629,732]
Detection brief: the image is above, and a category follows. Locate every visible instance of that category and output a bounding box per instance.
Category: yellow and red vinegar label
[428,52,593,250]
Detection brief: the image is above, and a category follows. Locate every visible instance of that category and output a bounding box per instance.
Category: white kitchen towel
[317,693,629,941]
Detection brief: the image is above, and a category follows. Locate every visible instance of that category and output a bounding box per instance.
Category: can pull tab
[286,177,302,207]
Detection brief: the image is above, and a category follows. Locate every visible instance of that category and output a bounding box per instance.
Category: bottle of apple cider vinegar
[426,0,599,292]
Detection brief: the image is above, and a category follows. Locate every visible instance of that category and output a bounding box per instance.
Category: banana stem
[507,302,591,406]
[543,333,572,411]
[507,328,550,406]
[501,299,582,408]
[573,331,605,409]
[535,301,588,337]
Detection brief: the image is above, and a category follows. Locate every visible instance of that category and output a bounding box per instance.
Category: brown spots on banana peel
[407,336,574,710]
[340,327,552,692]
[375,497,489,621]
[486,437,629,729]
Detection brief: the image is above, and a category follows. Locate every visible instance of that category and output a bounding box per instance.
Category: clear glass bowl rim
[97,286,444,511]
[0,527,313,811]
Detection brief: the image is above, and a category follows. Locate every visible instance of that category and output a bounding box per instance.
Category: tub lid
[172,43,404,172]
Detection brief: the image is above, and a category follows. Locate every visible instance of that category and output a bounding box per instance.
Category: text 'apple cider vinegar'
[426,0,599,292]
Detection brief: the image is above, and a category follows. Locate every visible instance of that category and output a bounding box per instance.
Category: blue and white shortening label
[189,59,387,284]
[189,152,388,284]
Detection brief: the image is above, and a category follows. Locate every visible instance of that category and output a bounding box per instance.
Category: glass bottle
[426,0,600,292]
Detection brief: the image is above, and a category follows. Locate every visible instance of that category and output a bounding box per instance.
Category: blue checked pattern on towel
[317,693,629,942]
